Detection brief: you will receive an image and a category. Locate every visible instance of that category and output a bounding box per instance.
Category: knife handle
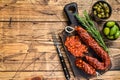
[57,48,70,80]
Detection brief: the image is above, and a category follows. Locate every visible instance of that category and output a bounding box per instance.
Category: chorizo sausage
[85,56,105,70]
[75,58,96,75]
[75,26,111,70]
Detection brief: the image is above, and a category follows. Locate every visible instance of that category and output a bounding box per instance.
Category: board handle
[64,2,78,26]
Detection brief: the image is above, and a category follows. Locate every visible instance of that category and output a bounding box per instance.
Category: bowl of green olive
[103,21,120,40]
[92,0,112,21]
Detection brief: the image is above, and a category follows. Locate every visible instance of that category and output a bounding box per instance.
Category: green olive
[99,2,103,7]
[102,14,105,18]
[110,25,117,36]
[101,12,105,16]
[94,10,97,15]
[101,9,104,12]
[97,8,101,12]
[96,4,100,7]
[93,6,98,9]
[105,13,109,18]
[103,3,108,8]
[103,27,110,35]
[115,31,120,39]
[98,14,102,18]
[98,5,102,9]
[113,25,119,31]
[107,35,114,40]
[106,21,115,27]
[105,9,110,13]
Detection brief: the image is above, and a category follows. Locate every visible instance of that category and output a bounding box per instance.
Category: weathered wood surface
[0,0,120,21]
[0,0,120,80]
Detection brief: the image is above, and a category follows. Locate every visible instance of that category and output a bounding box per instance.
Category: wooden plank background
[0,0,120,80]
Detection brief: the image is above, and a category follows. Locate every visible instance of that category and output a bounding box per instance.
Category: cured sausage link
[75,26,111,70]
[75,58,96,75]
[85,56,105,70]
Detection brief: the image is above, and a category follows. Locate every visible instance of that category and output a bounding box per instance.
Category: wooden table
[0,0,120,80]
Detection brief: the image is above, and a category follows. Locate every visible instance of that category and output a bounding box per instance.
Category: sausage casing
[75,26,111,70]
[75,58,96,75]
[85,56,105,70]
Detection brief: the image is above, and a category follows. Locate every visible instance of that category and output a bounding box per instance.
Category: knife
[52,33,70,80]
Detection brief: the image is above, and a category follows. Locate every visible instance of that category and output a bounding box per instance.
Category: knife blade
[52,33,70,80]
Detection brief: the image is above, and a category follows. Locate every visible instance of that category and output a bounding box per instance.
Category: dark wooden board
[59,22,113,79]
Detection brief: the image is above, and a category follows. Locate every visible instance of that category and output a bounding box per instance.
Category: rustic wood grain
[0,0,120,80]
[0,0,120,21]
[0,21,120,80]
